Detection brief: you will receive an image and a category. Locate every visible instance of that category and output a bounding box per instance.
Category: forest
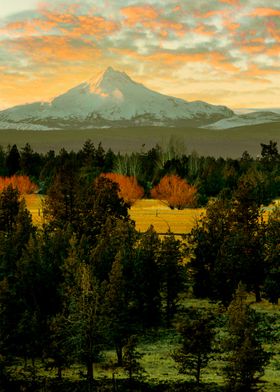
[0,139,280,392]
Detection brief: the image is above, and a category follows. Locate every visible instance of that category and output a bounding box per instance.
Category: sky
[0,0,280,110]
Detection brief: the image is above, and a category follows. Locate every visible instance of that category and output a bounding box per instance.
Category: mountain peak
[89,66,134,93]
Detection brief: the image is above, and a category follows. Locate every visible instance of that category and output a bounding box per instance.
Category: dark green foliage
[132,227,162,328]
[123,335,145,382]
[224,285,271,392]
[158,234,186,325]
[263,206,280,304]
[20,143,42,178]
[1,140,280,390]
[172,310,215,384]
[6,144,20,175]
[189,184,266,306]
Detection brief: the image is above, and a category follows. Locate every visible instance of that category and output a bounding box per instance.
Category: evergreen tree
[103,255,134,365]
[263,206,280,304]
[123,335,145,384]
[132,227,162,328]
[172,310,215,384]
[224,285,270,392]
[158,234,185,326]
[62,238,104,384]
[6,144,20,175]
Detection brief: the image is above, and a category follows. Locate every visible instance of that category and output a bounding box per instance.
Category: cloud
[249,8,280,17]
[1,0,280,109]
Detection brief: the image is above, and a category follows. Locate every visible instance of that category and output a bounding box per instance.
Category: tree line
[0,139,279,391]
[0,139,279,206]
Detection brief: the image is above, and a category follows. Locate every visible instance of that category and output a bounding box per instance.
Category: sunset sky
[0,0,279,110]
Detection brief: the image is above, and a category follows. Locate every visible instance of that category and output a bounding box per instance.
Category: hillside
[0,122,279,157]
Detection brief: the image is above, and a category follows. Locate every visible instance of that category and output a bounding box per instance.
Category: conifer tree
[224,284,270,392]
[172,310,215,384]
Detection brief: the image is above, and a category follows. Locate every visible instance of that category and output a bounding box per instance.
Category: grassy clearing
[0,122,279,157]
[130,199,204,234]
[24,194,45,225]
[24,195,204,233]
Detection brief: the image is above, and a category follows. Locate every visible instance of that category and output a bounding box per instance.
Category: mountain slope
[203,111,280,129]
[0,67,234,129]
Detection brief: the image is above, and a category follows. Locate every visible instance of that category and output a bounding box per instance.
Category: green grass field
[8,296,280,391]
[1,122,280,157]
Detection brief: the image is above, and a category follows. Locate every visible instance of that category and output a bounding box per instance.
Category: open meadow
[24,195,278,234]
[24,195,204,234]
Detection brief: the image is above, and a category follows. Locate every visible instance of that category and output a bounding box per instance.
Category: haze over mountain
[0,67,279,130]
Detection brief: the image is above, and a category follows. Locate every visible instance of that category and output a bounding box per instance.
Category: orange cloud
[72,15,119,36]
[250,8,280,17]
[112,47,239,73]
[6,35,102,63]
[193,23,216,36]
[220,0,240,5]
[243,64,280,77]
[241,45,266,54]
[5,19,57,35]
[120,5,185,36]
[3,10,119,42]
[267,21,280,42]
[121,5,159,25]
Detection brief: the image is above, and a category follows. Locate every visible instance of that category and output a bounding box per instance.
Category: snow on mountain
[0,121,54,131]
[0,67,234,129]
[203,111,280,130]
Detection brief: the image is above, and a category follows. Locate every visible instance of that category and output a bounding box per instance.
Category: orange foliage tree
[101,173,144,206]
[151,175,197,209]
[0,175,38,194]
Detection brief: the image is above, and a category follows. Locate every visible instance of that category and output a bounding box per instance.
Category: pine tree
[172,310,215,384]
[158,234,185,326]
[224,284,271,392]
[103,255,134,365]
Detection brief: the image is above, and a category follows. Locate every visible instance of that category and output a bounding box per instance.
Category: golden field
[130,199,204,234]
[24,195,204,233]
[24,194,278,234]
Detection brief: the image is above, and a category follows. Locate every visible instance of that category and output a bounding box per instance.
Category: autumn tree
[151,174,197,209]
[101,173,144,206]
[0,175,38,194]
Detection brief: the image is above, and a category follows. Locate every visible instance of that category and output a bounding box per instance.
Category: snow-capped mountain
[203,111,280,130]
[0,67,234,130]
